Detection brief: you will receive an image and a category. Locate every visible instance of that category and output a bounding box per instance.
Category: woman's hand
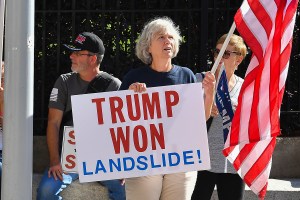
[129,82,147,93]
[211,104,219,117]
[202,72,216,99]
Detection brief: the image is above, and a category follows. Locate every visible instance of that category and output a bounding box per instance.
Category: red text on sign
[109,123,165,154]
[91,90,179,124]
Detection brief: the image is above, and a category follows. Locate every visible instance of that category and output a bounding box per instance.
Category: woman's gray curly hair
[135,17,182,65]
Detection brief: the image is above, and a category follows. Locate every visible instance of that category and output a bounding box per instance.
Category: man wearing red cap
[36,32,125,200]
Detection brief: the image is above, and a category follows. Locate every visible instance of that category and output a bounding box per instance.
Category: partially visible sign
[61,126,77,173]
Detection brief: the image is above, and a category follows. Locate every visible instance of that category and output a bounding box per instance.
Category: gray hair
[136,17,182,65]
[96,54,104,65]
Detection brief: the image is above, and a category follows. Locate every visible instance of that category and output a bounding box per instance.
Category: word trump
[92,90,179,124]
[91,90,179,154]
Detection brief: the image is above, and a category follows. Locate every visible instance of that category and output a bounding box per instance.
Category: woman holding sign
[192,34,247,200]
[120,17,215,200]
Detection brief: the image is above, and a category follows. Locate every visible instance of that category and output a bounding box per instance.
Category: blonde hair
[136,17,182,64]
[217,34,247,58]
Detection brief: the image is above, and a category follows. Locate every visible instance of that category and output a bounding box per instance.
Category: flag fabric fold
[223,0,299,199]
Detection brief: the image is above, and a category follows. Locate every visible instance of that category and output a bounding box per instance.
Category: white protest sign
[61,126,77,173]
[71,83,210,183]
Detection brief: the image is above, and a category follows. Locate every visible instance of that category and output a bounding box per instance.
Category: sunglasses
[212,48,241,59]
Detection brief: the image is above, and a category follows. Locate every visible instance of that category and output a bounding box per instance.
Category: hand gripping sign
[71,83,211,183]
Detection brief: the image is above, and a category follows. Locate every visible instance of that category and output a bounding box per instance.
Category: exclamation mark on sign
[197,150,202,163]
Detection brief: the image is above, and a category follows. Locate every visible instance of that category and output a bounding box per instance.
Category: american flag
[223,0,299,199]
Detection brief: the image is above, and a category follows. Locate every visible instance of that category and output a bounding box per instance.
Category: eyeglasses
[212,48,241,59]
[72,51,95,57]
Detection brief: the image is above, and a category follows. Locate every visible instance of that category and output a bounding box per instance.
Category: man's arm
[47,107,64,181]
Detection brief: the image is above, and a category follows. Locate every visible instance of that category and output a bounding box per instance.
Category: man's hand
[48,163,64,181]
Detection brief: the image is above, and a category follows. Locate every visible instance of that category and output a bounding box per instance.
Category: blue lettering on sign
[150,154,161,168]
[123,157,135,171]
[137,156,148,170]
[83,162,93,175]
[95,160,107,174]
[183,150,194,165]
[168,152,180,166]
[109,158,121,172]
[81,149,203,176]
[161,153,167,167]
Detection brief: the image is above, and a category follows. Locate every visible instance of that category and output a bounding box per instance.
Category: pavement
[211,178,300,200]
[32,174,300,200]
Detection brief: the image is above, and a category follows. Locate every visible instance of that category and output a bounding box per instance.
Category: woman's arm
[202,72,216,120]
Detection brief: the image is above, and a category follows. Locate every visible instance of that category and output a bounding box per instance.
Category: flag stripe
[232,143,255,169]
[248,0,273,37]
[260,0,278,23]
[269,0,284,136]
[243,137,276,185]
[229,60,258,146]
[248,61,263,141]
[239,81,254,143]
[281,9,297,49]
[237,139,271,180]
[234,9,264,61]
[250,161,272,198]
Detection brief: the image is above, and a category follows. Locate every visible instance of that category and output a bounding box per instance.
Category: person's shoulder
[174,65,194,74]
[111,75,121,84]
[108,73,122,86]
[97,71,121,85]
[99,71,116,79]
[173,65,196,78]
[59,72,78,81]
[172,65,196,83]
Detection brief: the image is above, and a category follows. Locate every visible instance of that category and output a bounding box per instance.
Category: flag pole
[2,0,34,198]
[210,22,236,74]
[0,0,5,86]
